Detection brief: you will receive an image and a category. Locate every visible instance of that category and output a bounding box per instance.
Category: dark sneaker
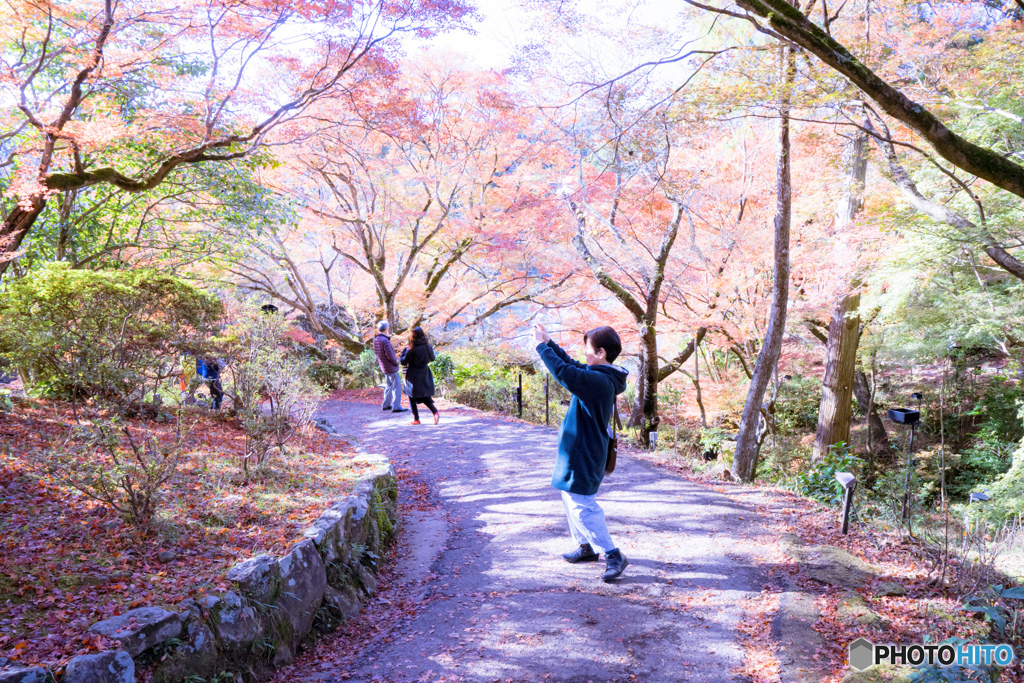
[383,407,392,411]
[392,408,408,413]
[601,549,628,582]
[562,543,599,563]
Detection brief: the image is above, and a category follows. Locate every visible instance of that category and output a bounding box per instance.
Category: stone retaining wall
[1,452,398,683]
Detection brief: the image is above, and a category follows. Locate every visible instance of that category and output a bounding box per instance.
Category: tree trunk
[853,367,889,453]
[633,321,660,448]
[733,44,795,483]
[812,291,861,461]
[0,199,47,277]
[834,108,868,231]
[693,332,707,428]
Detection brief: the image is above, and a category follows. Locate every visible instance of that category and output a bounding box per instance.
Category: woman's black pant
[410,396,437,421]
[207,379,223,409]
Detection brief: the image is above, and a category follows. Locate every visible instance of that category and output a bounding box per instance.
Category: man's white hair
[377,321,389,332]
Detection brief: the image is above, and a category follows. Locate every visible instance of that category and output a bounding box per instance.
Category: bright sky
[407,0,695,71]
[417,0,530,69]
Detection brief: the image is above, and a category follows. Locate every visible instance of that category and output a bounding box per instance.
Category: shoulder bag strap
[612,396,622,435]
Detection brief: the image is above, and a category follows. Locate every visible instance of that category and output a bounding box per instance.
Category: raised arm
[537,341,599,398]
[543,339,587,370]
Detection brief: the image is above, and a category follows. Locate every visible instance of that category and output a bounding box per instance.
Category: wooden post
[545,374,550,425]
[518,373,523,418]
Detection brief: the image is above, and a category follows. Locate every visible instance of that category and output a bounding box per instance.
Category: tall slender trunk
[854,365,889,454]
[812,101,869,459]
[813,290,861,460]
[733,44,795,482]
[693,331,707,428]
[633,322,659,447]
[834,107,868,230]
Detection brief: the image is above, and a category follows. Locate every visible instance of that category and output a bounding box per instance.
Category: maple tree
[225,58,570,350]
[0,0,475,275]
[550,89,714,443]
[676,0,1024,280]
[0,0,1022,675]
[685,0,1024,200]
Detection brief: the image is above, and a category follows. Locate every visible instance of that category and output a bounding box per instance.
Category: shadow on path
[298,401,779,683]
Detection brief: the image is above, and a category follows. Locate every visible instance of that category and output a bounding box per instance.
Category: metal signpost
[544,374,550,425]
[887,406,921,523]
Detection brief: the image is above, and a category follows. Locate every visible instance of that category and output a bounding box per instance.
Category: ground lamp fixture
[834,472,856,535]
[887,403,921,522]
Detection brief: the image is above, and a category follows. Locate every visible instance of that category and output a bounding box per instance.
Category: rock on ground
[87,606,181,657]
[0,666,48,683]
[63,651,134,683]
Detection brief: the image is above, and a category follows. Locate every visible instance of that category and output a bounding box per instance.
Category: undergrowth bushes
[0,263,222,404]
[46,418,188,531]
[445,348,570,424]
[221,305,323,474]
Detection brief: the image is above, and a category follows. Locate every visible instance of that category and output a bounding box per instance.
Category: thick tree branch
[657,327,708,382]
[864,117,1024,281]
[695,0,1024,199]
[566,198,647,321]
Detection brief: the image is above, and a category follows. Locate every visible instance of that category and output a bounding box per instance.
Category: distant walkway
[282,399,782,683]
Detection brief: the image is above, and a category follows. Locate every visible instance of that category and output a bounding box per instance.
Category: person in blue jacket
[533,322,630,582]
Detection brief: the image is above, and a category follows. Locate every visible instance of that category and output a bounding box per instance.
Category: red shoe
[410,420,421,425]
[433,412,440,425]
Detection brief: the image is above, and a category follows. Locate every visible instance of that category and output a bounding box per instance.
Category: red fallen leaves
[329,388,383,404]
[0,399,363,670]
[625,446,1024,683]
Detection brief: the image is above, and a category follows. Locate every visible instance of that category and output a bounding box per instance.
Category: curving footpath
[285,399,783,683]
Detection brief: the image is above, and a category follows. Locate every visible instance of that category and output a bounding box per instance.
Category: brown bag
[606,396,622,475]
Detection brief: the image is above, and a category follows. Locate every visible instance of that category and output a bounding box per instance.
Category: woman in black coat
[400,326,440,425]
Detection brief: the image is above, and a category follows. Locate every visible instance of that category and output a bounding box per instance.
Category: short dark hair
[410,326,428,345]
[584,326,621,362]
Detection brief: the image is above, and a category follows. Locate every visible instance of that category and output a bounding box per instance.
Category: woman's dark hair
[583,326,621,362]
[410,326,428,346]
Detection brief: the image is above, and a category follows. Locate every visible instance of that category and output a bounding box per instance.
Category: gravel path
[286,399,780,683]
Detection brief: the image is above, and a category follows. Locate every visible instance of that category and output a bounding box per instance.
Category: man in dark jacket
[534,323,630,582]
[199,357,224,410]
[373,321,405,412]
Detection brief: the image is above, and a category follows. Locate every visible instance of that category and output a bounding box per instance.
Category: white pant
[382,371,403,410]
[561,490,616,554]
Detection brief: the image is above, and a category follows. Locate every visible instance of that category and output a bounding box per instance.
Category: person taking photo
[533,322,629,582]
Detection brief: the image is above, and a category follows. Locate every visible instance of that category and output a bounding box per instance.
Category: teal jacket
[536,340,629,495]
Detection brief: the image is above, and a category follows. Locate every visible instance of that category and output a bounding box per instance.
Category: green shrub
[946,427,1016,501]
[0,263,222,402]
[347,349,379,389]
[795,442,862,505]
[447,348,519,386]
[970,376,1024,443]
[965,407,1024,524]
[307,361,347,391]
[775,375,821,434]
[452,377,518,414]
[698,427,729,457]
[430,353,455,396]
